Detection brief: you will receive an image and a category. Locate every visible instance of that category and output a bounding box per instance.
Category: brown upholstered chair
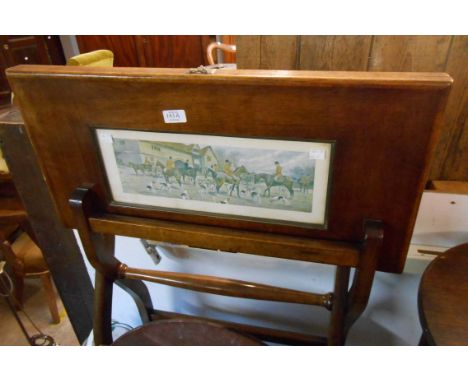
[0,211,60,324]
[67,50,114,67]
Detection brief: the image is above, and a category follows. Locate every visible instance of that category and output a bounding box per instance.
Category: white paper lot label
[97,131,112,143]
[162,110,187,123]
[309,149,326,160]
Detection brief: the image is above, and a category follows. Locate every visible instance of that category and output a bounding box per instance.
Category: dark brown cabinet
[0,35,65,105]
[0,48,9,105]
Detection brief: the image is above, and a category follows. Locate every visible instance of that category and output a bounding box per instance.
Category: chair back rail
[90,214,361,267]
[122,265,333,309]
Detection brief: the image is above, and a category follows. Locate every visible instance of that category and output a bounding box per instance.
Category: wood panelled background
[0,36,65,105]
[76,36,214,68]
[237,36,467,182]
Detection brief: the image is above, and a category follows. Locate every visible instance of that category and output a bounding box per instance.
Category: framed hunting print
[96,129,334,228]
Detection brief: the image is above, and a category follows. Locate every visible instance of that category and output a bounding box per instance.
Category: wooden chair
[0,139,60,324]
[0,210,60,324]
[418,243,468,345]
[206,42,236,65]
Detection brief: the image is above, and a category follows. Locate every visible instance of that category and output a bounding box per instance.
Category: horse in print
[174,160,200,184]
[163,166,183,187]
[206,167,242,197]
[128,161,153,175]
[234,165,254,184]
[254,173,295,197]
[154,160,166,176]
[298,175,314,193]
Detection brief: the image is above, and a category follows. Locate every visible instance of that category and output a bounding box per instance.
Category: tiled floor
[0,277,78,346]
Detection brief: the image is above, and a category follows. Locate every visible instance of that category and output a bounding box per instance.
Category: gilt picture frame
[95,128,334,228]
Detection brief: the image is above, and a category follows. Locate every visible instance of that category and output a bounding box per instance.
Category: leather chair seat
[113,319,263,346]
[11,232,47,274]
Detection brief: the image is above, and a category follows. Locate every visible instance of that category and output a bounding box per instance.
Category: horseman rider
[274,161,283,182]
[223,159,234,177]
[166,156,174,171]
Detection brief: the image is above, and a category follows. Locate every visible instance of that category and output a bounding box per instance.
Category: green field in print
[113,138,316,213]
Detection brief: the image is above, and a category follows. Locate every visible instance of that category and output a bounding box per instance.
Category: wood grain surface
[237,35,467,182]
[236,36,261,69]
[430,36,468,181]
[368,36,452,72]
[90,214,360,266]
[418,243,468,345]
[260,36,299,70]
[299,36,373,71]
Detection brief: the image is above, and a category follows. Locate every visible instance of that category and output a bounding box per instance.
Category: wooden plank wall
[237,36,467,182]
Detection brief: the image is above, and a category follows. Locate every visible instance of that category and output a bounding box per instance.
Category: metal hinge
[188,64,227,74]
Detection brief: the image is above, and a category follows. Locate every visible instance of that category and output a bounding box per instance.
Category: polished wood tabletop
[418,243,468,345]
